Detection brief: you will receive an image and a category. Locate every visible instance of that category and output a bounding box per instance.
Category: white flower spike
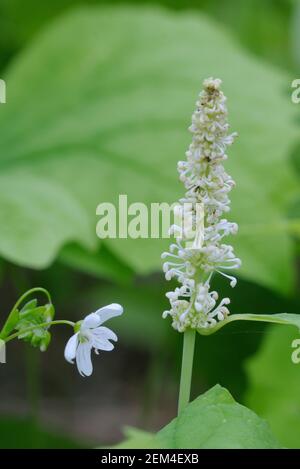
[64,303,123,376]
[162,78,241,332]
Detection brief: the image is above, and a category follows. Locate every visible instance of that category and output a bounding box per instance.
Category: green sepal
[0,308,20,340]
[20,299,38,313]
[15,302,55,351]
[74,321,82,333]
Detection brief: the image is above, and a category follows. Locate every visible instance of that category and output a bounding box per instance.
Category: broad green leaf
[245,325,300,449]
[0,1,294,72]
[157,385,280,448]
[0,6,298,292]
[113,385,280,448]
[0,173,94,268]
[109,427,158,449]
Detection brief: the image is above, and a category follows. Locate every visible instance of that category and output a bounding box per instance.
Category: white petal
[82,313,101,329]
[92,326,118,342]
[76,341,93,377]
[92,336,114,352]
[95,303,123,325]
[64,333,79,364]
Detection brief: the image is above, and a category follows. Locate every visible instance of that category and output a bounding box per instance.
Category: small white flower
[64,303,123,376]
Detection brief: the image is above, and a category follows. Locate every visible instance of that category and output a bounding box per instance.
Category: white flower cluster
[162,78,241,332]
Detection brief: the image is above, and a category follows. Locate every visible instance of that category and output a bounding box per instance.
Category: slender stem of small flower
[4,320,75,343]
[178,328,196,415]
[11,287,52,312]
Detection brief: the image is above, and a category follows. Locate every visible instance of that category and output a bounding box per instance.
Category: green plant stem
[4,319,75,343]
[11,287,52,312]
[178,328,196,415]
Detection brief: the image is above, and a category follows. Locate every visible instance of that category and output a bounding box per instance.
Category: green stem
[4,320,75,343]
[178,328,196,415]
[11,287,52,313]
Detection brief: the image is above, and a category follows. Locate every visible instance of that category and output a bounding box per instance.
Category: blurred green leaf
[291,1,300,69]
[0,1,295,72]
[0,416,83,448]
[0,6,298,293]
[202,0,294,70]
[245,324,300,448]
[113,385,280,448]
[0,173,95,268]
[59,243,134,284]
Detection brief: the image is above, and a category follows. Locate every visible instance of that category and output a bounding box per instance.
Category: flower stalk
[3,319,75,343]
[162,77,240,410]
[178,328,196,414]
